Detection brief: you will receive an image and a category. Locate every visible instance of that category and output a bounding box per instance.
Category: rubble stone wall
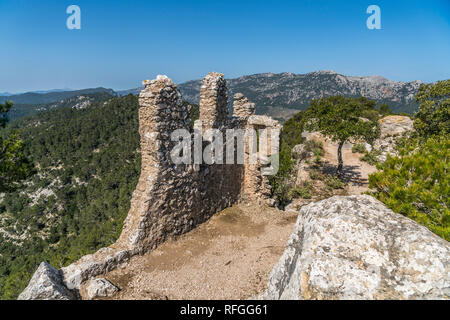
[115,72,281,254]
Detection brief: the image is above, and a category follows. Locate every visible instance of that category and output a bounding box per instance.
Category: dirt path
[298,132,377,196]
[91,204,297,300]
[321,139,377,195]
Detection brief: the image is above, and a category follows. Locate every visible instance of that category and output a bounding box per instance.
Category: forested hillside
[0,88,115,105]
[0,95,141,299]
[5,92,114,122]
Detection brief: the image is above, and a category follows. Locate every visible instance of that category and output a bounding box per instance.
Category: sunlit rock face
[262,195,450,300]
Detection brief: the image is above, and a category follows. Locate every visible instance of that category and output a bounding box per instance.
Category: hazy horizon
[2,69,443,95]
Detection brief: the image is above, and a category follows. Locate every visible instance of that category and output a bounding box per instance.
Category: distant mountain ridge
[28,88,74,94]
[116,71,424,121]
[1,88,116,122]
[5,92,115,122]
[3,71,425,122]
[0,89,73,96]
[0,87,115,105]
[178,71,424,120]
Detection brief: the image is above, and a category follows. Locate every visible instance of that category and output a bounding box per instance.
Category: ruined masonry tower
[20,72,281,298]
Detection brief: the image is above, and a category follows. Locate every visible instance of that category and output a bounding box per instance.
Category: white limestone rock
[263,195,450,300]
[86,278,119,299]
[18,262,76,300]
[374,115,414,162]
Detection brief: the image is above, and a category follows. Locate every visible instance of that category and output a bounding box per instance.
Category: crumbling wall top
[233,93,255,119]
[142,75,176,89]
[200,72,228,128]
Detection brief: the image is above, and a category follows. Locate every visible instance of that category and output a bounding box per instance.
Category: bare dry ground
[321,138,377,195]
[298,133,377,195]
[89,204,297,300]
[287,134,377,213]
[83,136,375,300]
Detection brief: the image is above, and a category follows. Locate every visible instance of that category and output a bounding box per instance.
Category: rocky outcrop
[85,278,119,299]
[374,115,414,161]
[378,115,414,136]
[18,262,76,300]
[263,195,450,300]
[60,247,130,291]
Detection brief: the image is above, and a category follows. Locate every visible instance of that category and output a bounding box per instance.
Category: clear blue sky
[1,0,449,93]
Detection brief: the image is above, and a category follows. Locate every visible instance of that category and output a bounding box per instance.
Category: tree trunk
[337,141,344,176]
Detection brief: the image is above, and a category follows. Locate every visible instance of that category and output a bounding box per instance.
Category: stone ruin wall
[23,72,281,295]
[117,72,247,254]
[115,72,281,254]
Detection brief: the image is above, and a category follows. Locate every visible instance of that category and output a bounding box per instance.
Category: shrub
[360,149,382,165]
[304,139,324,154]
[186,102,199,127]
[270,175,293,207]
[289,182,313,199]
[352,142,381,166]
[309,170,322,180]
[269,111,305,206]
[378,104,392,116]
[352,143,366,154]
[313,155,322,167]
[281,111,306,148]
[324,174,345,190]
[369,136,450,241]
[269,142,295,207]
[413,80,449,138]
[361,109,380,122]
